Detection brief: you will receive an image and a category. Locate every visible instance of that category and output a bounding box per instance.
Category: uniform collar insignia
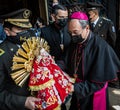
[99,24,101,27]
[0,49,5,56]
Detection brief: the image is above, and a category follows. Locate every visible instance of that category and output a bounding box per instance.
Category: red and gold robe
[29,48,73,110]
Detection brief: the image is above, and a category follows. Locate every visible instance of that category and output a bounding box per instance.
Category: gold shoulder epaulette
[102,17,111,21]
[0,49,5,56]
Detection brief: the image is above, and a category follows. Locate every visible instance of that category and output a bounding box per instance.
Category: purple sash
[93,82,108,110]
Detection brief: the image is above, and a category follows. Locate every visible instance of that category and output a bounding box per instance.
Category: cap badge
[23,10,31,19]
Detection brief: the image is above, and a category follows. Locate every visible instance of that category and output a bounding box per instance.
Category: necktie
[91,23,95,31]
[60,30,64,51]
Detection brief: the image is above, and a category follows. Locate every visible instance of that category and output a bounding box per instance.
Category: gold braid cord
[11,37,50,87]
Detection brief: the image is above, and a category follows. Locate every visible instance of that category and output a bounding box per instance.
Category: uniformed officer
[0,9,40,110]
[86,2,116,48]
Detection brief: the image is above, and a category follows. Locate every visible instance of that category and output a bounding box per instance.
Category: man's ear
[4,28,10,36]
[86,25,90,30]
[51,14,55,22]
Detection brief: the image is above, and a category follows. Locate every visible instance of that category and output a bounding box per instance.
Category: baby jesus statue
[11,37,74,110]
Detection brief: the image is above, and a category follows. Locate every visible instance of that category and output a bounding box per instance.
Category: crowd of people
[0,0,120,110]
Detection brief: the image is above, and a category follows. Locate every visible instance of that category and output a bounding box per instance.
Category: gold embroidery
[47,95,58,105]
[29,79,54,91]
[54,105,61,110]
[5,19,29,22]
[9,21,32,28]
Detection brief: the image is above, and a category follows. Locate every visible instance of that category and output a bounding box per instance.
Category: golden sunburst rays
[39,38,50,52]
[11,37,50,87]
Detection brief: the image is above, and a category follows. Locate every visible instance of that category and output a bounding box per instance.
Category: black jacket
[41,23,71,70]
[0,38,30,110]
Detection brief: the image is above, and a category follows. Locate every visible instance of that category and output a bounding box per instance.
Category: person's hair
[68,18,89,29]
[79,20,89,29]
[36,17,44,25]
[52,4,67,15]
[91,8,100,15]
[3,22,15,29]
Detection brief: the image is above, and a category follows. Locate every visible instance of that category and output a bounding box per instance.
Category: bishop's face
[68,19,89,44]
[68,19,83,36]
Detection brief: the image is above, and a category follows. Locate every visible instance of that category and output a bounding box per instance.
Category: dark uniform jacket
[0,38,30,110]
[41,23,71,70]
[91,17,116,48]
[66,32,120,110]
